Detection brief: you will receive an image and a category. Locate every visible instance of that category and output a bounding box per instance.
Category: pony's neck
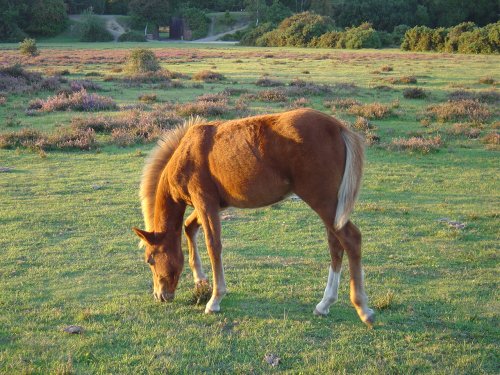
[153,177,185,234]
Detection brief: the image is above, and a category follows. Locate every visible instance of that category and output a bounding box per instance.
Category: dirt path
[193,23,248,43]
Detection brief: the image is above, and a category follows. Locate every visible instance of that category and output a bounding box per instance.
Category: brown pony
[133,108,374,325]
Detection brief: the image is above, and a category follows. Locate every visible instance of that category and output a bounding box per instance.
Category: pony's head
[132,227,184,302]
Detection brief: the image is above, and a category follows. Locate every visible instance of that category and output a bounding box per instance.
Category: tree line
[1,0,498,42]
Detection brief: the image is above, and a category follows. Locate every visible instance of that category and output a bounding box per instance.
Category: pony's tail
[334,128,365,230]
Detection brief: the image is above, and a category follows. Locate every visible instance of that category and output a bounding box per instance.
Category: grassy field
[0,42,498,374]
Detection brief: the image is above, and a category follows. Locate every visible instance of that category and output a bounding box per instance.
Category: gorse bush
[256,12,334,47]
[19,38,38,56]
[401,21,500,53]
[125,49,161,74]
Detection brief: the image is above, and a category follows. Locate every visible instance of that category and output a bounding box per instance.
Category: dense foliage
[77,8,114,41]
[128,0,171,39]
[0,0,68,41]
[64,0,130,14]
[401,22,500,54]
[179,7,210,40]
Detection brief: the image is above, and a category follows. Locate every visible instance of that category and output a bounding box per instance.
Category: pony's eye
[146,254,155,265]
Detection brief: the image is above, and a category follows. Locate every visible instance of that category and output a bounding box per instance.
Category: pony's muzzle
[154,291,175,302]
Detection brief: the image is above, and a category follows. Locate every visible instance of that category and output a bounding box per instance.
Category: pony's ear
[132,227,161,246]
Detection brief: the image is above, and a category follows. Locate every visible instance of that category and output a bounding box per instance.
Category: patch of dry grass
[425,100,491,123]
[192,70,225,82]
[389,136,442,153]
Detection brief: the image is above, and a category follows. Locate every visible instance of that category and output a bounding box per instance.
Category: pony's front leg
[195,203,226,313]
[184,210,208,286]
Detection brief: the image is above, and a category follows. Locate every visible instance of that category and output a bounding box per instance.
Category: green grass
[0,42,499,373]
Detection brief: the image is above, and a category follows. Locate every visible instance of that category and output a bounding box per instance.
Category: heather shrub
[78,9,113,42]
[389,136,442,153]
[353,117,375,132]
[324,98,361,110]
[347,102,392,119]
[192,70,225,82]
[175,99,229,117]
[0,95,6,105]
[19,38,38,56]
[196,93,228,102]
[386,75,417,84]
[381,65,393,72]
[479,76,495,85]
[448,90,499,104]
[122,70,185,87]
[70,80,102,92]
[28,89,117,112]
[446,123,481,139]
[286,79,332,96]
[258,89,288,102]
[138,93,157,103]
[425,100,491,123]
[0,64,43,93]
[255,77,285,87]
[481,131,499,149]
[47,128,96,150]
[125,49,160,74]
[0,128,46,150]
[403,87,427,99]
[118,31,146,42]
[289,97,310,109]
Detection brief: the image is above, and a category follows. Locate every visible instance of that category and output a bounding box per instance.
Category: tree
[24,0,68,36]
[128,0,171,40]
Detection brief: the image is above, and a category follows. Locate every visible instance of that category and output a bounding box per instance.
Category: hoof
[313,308,328,317]
[204,307,220,314]
[362,310,375,328]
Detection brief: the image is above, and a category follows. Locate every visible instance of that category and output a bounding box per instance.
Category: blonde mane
[140,116,205,233]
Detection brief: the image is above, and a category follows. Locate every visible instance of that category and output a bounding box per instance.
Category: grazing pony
[133,108,374,325]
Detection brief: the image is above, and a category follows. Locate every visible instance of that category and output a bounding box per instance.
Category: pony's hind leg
[334,221,374,326]
[184,210,208,286]
[314,228,344,316]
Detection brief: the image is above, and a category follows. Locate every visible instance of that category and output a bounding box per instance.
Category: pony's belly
[218,173,292,209]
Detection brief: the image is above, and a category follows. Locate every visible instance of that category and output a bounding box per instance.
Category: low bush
[403,87,427,99]
[479,76,495,85]
[0,64,42,93]
[289,97,310,109]
[386,75,417,84]
[389,136,442,153]
[481,131,499,149]
[324,98,361,110]
[446,123,481,139]
[70,80,102,92]
[448,90,499,104]
[192,70,225,82]
[255,77,285,87]
[19,38,38,56]
[118,31,146,42]
[28,89,117,112]
[175,99,229,117]
[425,100,491,123]
[138,93,157,103]
[124,49,161,74]
[347,102,392,119]
[258,89,288,102]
